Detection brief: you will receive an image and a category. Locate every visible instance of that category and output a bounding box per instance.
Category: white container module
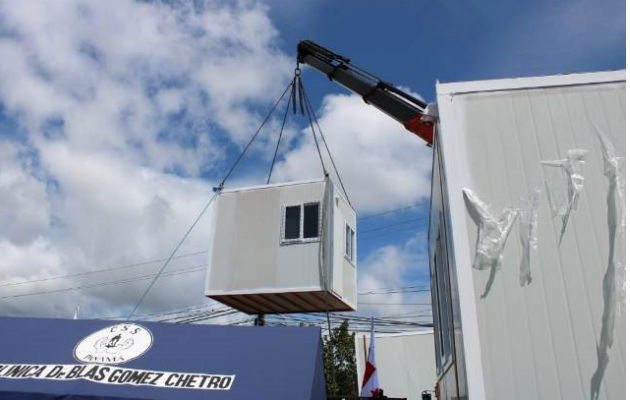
[355,331,437,400]
[429,70,625,399]
[205,177,357,314]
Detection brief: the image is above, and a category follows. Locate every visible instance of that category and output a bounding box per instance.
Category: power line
[126,78,302,321]
[1,264,206,300]
[0,251,207,288]
[358,203,424,221]
[359,225,422,240]
[359,217,426,234]
[358,284,429,291]
[358,289,431,295]
[358,285,430,293]
[125,192,219,321]
[140,305,433,333]
[264,312,433,333]
[102,302,215,321]
[0,206,425,291]
[358,302,431,306]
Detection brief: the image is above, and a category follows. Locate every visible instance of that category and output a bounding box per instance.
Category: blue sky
[269,0,624,101]
[0,0,624,322]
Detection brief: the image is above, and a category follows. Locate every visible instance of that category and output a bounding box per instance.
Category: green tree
[323,320,358,397]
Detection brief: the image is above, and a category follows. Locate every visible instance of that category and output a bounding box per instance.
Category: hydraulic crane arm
[297,40,435,145]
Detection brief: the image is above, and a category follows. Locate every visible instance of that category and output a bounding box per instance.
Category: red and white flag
[360,317,380,397]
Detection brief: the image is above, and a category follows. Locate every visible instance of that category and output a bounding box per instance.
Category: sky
[0,0,624,325]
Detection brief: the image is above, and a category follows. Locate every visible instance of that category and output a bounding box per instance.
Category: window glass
[284,206,301,240]
[350,228,355,260]
[303,203,319,238]
[432,230,453,368]
[345,224,354,260]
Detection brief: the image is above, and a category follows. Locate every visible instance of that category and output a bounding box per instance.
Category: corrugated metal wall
[437,74,625,399]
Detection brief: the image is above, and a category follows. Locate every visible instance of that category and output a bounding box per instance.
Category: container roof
[436,69,625,96]
[221,178,326,194]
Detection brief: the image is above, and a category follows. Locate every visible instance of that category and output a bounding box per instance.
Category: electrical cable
[0,251,207,288]
[103,302,215,321]
[358,284,429,291]
[4,74,428,320]
[358,290,429,295]
[359,225,422,240]
[359,217,426,234]
[263,312,433,333]
[1,264,206,300]
[126,79,296,321]
[358,302,430,306]
[358,203,423,221]
[125,192,219,320]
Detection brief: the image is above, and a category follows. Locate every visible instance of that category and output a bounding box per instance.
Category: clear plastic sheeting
[541,149,588,244]
[590,123,626,400]
[462,188,518,298]
[423,102,439,121]
[592,122,626,313]
[518,189,541,287]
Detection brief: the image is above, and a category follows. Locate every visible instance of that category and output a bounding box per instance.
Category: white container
[205,177,357,314]
[355,331,436,400]
[430,70,625,399]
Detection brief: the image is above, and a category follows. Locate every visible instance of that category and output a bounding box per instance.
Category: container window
[284,206,301,240]
[303,203,319,238]
[431,230,453,370]
[345,224,355,261]
[351,229,355,260]
[282,202,321,243]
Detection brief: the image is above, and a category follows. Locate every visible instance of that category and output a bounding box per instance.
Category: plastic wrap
[590,123,625,400]
[592,122,626,312]
[462,188,518,298]
[518,189,541,287]
[541,149,588,244]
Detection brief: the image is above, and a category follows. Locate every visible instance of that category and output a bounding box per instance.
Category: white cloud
[0,0,433,322]
[0,0,293,175]
[0,0,291,318]
[357,232,431,318]
[0,142,50,245]
[272,92,433,213]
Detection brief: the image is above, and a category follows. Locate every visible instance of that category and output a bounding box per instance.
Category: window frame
[344,223,355,263]
[303,202,321,239]
[431,229,454,370]
[280,202,322,245]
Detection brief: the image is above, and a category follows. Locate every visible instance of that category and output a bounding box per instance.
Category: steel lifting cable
[125,194,219,321]
[300,87,333,346]
[126,70,352,321]
[299,78,352,207]
[300,81,328,177]
[218,80,295,189]
[126,81,295,321]
[293,70,353,364]
[267,78,294,184]
[297,79,334,377]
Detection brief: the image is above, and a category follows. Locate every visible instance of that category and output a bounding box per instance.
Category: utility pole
[254,313,265,326]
